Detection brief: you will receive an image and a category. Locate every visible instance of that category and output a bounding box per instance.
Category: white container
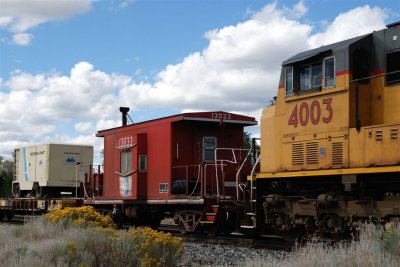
[13,144,93,197]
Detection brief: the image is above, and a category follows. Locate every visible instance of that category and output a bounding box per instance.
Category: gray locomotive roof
[282,34,369,66]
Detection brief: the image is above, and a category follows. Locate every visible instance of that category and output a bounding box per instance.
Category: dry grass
[241,224,400,267]
[0,216,183,267]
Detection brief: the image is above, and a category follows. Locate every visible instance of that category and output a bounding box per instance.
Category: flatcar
[241,22,400,241]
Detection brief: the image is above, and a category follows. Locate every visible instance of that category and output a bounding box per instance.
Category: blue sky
[0,0,399,161]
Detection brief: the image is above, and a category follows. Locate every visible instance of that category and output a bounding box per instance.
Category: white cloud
[309,5,387,47]
[0,0,93,45]
[5,70,45,90]
[283,0,308,19]
[118,0,135,9]
[11,32,33,45]
[0,2,389,159]
[75,122,95,134]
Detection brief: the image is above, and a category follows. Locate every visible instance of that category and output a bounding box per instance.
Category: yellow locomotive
[246,22,400,241]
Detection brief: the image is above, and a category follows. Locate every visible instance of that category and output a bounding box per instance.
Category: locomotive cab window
[120,151,132,174]
[324,57,335,88]
[386,51,400,86]
[285,56,335,95]
[299,63,322,92]
[285,67,293,95]
[203,137,217,163]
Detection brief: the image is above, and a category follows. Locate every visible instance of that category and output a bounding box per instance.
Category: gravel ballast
[179,241,289,266]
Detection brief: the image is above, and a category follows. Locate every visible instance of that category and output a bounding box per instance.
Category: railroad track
[158,223,293,251]
[1,219,292,251]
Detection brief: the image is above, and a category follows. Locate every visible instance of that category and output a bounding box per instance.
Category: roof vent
[119,107,130,126]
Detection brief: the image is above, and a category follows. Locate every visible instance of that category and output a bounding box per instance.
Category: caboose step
[246,212,256,216]
[206,212,217,216]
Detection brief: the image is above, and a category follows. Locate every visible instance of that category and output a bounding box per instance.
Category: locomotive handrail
[350,69,400,83]
[351,69,400,131]
[250,154,261,212]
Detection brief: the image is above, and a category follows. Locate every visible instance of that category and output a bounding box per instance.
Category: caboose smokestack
[119,107,130,126]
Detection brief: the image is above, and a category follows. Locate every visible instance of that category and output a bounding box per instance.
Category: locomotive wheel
[279,227,304,244]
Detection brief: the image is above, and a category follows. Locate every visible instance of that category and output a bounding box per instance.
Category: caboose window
[285,67,293,95]
[324,57,335,88]
[139,155,147,172]
[120,151,132,174]
[203,137,217,163]
[386,51,400,86]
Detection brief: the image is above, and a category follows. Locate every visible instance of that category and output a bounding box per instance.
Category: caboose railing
[215,147,252,201]
[172,164,203,196]
[83,165,103,199]
[203,163,227,198]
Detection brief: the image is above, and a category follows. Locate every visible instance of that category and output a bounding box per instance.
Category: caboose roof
[282,34,368,66]
[96,111,257,137]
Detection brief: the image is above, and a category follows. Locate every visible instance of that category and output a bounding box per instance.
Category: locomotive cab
[251,22,400,242]
[261,22,400,176]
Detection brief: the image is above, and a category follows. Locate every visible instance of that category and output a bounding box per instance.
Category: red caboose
[84,109,257,233]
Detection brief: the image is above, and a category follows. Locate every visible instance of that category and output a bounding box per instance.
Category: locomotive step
[246,212,256,216]
[200,221,214,224]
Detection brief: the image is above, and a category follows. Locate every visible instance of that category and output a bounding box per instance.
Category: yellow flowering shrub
[44,206,115,228]
[128,227,184,267]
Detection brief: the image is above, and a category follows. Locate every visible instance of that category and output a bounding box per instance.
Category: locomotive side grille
[375,130,383,141]
[306,142,319,164]
[332,142,343,165]
[390,128,398,139]
[292,143,304,165]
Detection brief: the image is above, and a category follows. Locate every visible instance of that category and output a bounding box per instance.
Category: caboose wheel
[179,221,187,234]
[0,212,4,221]
[205,222,221,237]
[221,211,237,235]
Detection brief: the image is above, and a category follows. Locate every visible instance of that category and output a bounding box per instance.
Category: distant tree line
[0,156,13,197]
